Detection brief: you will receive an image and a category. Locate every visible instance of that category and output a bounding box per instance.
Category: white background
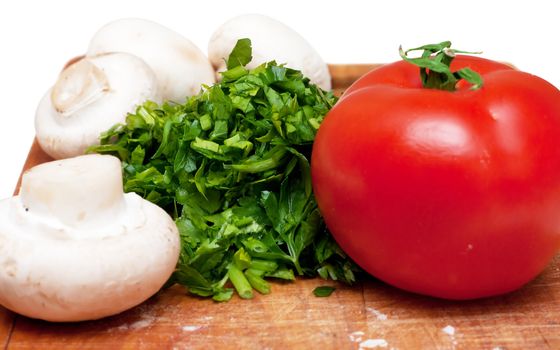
[0,0,558,199]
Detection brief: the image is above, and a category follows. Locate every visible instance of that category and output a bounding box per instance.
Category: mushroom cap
[0,155,180,322]
[208,14,332,90]
[87,18,216,102]
[35,53,159,160]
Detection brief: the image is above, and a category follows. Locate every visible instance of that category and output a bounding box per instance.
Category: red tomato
[311,55,560,299]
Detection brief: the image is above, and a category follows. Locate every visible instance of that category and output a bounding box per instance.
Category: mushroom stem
[19,155,125,229]
[51,58,110,117]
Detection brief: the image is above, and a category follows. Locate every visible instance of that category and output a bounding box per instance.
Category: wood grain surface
[0,308,14,349]
[2,64,560,350]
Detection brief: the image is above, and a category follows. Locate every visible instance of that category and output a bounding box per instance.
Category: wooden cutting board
[2,64,560,350]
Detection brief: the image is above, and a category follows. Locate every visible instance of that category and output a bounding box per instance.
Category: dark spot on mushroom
[176,45,205,64]
[24,207,29,212]
[62,55,85,70]
[3,258,17,277]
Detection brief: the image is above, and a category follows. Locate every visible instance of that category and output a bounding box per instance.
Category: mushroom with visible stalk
[87,18,216,102]
[0,154,180,322]
[208,14,332,90]
[35,52,160,159]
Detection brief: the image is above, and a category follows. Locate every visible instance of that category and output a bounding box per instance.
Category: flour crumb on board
[129,317,154,330]
[441,325,458,347]
[359,338,389,348]
[181,325,203,332]
[492,347,504,350]
[116,314,156,331]
[366,307,388,321]
[441,325,455,336]
[349,331,365,342]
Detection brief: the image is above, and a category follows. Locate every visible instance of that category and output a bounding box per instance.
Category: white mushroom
[87,18,216,102]
[0,154,180,322]
[35,52,159,159]
[208,14,332,90]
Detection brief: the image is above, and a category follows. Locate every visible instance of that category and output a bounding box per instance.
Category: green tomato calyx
[399,41,483,91]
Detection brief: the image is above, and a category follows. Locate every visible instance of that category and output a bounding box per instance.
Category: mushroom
[87,18,216,102]
[208,14,332,90]
[35,52,159,159]
[0,154,180,322]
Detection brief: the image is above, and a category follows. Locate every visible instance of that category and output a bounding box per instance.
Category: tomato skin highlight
[311,55,560,299]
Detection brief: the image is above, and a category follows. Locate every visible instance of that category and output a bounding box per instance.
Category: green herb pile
[90,39,359,301]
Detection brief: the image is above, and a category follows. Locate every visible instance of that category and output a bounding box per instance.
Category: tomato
[311,48,560,299]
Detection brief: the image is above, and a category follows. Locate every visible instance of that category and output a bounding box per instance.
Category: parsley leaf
[226,38,253,70]
[313,286,336,297]
[89,39,361,301]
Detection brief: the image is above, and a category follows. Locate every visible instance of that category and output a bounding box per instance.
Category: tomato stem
[399,41,484,91]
